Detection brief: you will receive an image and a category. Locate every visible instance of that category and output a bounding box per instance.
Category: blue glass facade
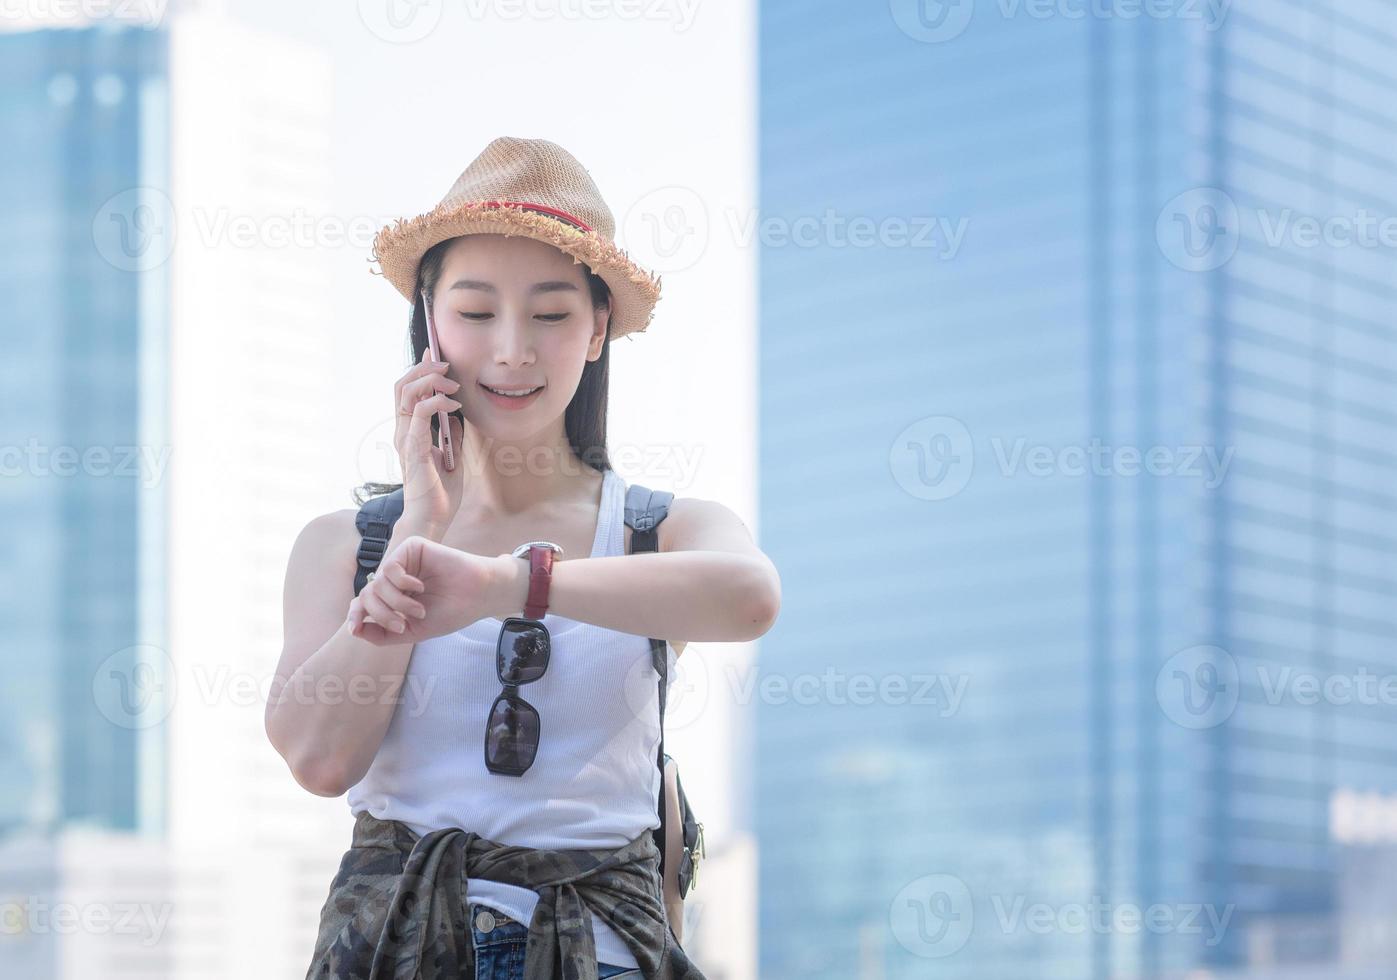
[0,25,168,836]
[757,1,1397,977]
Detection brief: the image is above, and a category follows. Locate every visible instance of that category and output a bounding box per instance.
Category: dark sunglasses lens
[486,695,540,772]
[499,620,549,684]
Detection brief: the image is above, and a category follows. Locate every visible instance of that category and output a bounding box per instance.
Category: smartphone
[421,291,456,472]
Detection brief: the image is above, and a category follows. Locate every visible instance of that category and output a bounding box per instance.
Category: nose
[493,315,535,368]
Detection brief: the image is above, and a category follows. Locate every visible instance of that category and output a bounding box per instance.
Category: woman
[265,137,781,980]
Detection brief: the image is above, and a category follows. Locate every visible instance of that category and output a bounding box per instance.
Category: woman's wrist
[488,554,531,620]
[394,515,445,545]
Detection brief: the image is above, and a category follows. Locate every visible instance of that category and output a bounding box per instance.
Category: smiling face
[424,234,610,442]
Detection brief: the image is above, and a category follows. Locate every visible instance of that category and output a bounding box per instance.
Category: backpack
[352,480,707,913]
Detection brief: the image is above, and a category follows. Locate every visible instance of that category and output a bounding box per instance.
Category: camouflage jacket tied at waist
[306,810,708,980]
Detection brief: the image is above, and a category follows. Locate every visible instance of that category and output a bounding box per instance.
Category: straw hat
[369,137,662,340]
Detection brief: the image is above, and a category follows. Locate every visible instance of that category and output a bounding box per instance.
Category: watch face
[511,540,564,559]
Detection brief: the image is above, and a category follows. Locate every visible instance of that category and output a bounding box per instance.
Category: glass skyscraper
[757,1,1397,977]
[0,24,170,837]
[5,14,342,979]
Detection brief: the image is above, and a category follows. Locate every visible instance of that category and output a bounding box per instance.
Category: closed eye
[458,313,571,322]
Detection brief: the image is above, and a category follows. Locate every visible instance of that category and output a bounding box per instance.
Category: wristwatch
[510,540,564,621]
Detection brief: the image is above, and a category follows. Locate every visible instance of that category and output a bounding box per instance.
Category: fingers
[393,349,453,406]
[396,372,460,442]
[363,584,412,633]
[346,568,426,643]
[347,587,405,637]
[346,596,375,638]
[348,615,391,645]
[400,367,461,410]
[383,561,425,596]
[393,353,459,449]
[375,566,428,621]
[404,392,462,463]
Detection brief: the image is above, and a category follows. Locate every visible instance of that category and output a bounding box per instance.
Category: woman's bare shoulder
[657,494,759,556]
[285,506,364,590]
[279,507,364,650]
[296,507,360,555]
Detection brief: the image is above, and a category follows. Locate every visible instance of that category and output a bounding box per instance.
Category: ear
[587,295,611,361]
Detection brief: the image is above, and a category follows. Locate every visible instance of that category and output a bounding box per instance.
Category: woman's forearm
[489,550,781,643]
[266,520,435,797]
[268,621,415,796]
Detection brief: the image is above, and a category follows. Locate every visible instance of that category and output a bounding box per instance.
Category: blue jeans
[469,902,642,980]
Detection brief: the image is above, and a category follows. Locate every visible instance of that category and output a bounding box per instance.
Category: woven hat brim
[370,200,662,340]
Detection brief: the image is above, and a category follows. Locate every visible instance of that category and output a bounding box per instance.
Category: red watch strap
[522,546,556,621]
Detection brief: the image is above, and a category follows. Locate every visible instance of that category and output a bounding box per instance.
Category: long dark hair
[352,236,615,505]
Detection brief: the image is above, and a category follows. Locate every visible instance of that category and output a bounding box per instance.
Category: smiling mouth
[480,383,545,399]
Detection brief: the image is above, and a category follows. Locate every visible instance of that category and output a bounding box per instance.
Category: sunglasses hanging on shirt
[485,541,563,776]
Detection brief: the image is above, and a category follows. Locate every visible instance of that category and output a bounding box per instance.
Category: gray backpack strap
[624,482,675,685]
[353,488,405,597]
[622,481,676,885]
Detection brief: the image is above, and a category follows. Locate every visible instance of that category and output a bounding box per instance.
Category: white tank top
[346,467,675,969]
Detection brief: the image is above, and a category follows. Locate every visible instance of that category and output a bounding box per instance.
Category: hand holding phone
[421,290,456,472]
